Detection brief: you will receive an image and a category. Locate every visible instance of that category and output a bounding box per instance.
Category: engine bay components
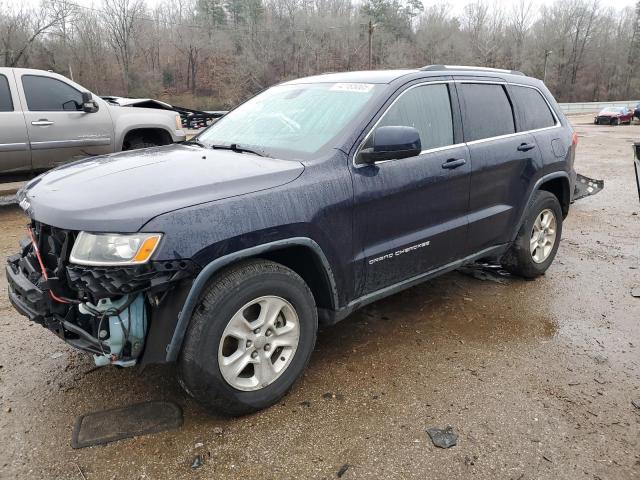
[78,294,147,367]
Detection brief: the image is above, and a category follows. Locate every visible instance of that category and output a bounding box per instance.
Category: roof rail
[420,64,524,76]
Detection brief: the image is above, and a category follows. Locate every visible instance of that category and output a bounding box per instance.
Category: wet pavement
[0,114,638,479]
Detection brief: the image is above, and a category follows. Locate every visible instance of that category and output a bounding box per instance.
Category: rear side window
[0,75,13,112]
[458,83,515,142]
[376,83,454,150]
[22,75,83,111]
[510,85,556,131]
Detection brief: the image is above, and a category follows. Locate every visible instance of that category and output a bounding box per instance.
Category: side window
[510,85,556,131]
[459,83,515,142]
[0,75,13,112]
[22,75,83,112]
[375,83,454,150]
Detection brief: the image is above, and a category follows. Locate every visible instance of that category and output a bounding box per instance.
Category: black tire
[123,138,158,150]
[178,259,317,416]
[501,190,563,279]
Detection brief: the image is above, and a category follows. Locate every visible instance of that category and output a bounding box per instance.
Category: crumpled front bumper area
[7,249,90,351]
[6,258,58,325]
[6,220,198,364]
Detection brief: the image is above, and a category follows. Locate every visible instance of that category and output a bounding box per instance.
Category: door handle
[441,158,466,169]
[517,142,535,152]
[31,119,54,126]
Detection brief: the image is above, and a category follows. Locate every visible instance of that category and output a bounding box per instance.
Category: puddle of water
[317,272,559,357]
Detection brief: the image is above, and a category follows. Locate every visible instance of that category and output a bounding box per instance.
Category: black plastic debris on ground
[71,401,183,448]
[632,399,640,409]
[457,262,511,284]
[573,173,604,200]
[337,464,350,477]
[426,426,458,449]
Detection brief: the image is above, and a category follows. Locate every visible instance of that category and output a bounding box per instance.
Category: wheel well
[539,177,570,217]
[122,128,172,149]
[258,246,335,310]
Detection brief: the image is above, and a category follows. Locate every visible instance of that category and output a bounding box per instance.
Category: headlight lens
[70,232,162,266]
[175,114,183,130]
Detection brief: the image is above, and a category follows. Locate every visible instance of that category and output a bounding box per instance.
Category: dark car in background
[634,103,640,121]
[594,106,633,125]
[7,65,577,415]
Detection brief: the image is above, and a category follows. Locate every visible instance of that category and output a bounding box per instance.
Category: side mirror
[357,126,422,164]
[81,92,99,113]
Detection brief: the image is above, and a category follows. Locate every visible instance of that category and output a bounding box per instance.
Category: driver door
[15,72,114,170]
[351,81,471,294]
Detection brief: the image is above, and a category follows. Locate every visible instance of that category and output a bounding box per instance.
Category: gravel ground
[0,114,638,480]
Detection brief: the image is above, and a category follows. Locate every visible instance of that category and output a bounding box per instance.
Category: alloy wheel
[218,295,300,391]
[530,208,557,263]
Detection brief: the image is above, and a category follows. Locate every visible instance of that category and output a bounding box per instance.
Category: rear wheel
[501,190,563,278]
[178,259,317,416]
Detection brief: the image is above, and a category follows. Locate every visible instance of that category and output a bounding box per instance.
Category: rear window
[510,85,556,131]
[459,83,515,142]
[0,75,13,112]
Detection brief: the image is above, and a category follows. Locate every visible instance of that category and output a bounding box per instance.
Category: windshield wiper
[209,143,268,157]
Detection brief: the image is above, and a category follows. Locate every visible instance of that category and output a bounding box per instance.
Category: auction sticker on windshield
[330,83,375,93]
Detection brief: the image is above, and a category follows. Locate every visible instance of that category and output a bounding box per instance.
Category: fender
[510,170,570,242]
[164,237,338,362]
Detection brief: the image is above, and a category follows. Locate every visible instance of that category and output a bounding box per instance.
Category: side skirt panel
[319,243,509,325]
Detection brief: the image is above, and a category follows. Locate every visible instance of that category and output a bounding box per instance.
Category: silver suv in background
[0,68,186,175]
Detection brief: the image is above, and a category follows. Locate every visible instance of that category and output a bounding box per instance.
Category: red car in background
[594,106,634,125]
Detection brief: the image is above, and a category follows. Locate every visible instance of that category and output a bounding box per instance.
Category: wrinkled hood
[18,144,304,232]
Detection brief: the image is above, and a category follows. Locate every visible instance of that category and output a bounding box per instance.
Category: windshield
[198,82,381,158]
[600,107,623,114]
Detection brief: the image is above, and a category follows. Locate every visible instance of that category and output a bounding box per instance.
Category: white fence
[559,101,640,115]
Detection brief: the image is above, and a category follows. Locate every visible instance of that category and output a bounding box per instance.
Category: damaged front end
[6,221,197,367]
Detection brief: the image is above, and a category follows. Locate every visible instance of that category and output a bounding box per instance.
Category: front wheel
[178,259,318,416]
[501,190,563,279]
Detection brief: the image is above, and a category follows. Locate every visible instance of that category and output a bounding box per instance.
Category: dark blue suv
[7,65,576,415]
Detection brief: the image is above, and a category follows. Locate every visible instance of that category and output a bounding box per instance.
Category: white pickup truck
[0,68,186,174]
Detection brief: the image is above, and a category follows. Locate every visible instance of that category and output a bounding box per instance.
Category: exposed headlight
[70,232,162,266]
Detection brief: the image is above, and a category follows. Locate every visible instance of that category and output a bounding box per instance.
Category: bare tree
[102,0,145,94]
[0,1,64,67]
[3,0,640,105]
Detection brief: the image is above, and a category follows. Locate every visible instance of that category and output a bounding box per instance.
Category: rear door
[509,84,563,177]
[457,81,543,255]
[351,80,471,294]
[0,69,31,174]
[15,72,114,170]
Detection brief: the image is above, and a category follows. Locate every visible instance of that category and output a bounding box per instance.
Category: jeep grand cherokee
[7,65,577,415]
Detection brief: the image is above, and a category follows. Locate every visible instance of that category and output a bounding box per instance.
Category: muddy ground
[0,114,638,480]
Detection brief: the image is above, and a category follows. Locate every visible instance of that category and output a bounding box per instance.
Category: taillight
[572,132,579,147]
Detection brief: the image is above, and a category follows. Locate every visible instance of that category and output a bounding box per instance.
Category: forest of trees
[2,0,640,109]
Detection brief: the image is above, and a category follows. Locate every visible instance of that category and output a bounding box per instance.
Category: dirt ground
[0,114,638,480]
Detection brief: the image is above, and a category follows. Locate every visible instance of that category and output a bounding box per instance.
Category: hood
[19,144,304,232]
[597,111,620,117]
